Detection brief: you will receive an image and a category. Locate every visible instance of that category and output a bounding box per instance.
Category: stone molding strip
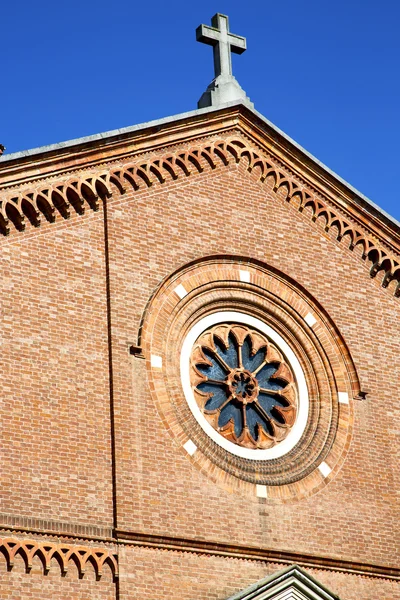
[0,525,397,582]
[0,136,399,296]
[0,513,114,542]
[116,530,400,582]
[0,536,118,580]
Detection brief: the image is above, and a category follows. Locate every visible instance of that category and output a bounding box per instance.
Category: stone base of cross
[198,73,253,109]
[196,13,253,109]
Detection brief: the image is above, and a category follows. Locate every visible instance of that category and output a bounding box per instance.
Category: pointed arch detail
[0,537,118,580]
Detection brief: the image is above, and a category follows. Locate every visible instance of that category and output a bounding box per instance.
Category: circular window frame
[181,311,309,460]
[140,256,358,501]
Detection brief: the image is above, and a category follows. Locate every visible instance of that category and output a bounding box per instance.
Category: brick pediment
[0,105,399,298]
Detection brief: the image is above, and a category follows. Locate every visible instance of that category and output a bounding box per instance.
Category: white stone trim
[256,484,268,498]
[183,440,197,456]
[318,461,332,478]
[227,564,340,600]
[151,354,163,369]
[239,270,251,283]
[174,283,188,299]
[304,312,317,327]
[338,391,349,404]
[180,311,309,461]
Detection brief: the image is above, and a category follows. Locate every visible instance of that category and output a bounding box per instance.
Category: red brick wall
[109,159,399,565]
[0,215,114,526]
[0,127,398,598]
[117,547,400,600]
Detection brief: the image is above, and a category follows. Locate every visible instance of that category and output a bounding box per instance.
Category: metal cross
[196,14,247,79]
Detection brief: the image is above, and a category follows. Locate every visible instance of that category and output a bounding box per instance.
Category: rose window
[190,324,297,449]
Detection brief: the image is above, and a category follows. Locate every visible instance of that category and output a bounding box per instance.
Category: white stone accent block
[150,354,162,369]
[304,312,317,327]
[183,440,197,456]
[174,284,188,299]
[256,484,268,498]
[318,461,332,478]
[338,392,349,404]
[239,270,251,283]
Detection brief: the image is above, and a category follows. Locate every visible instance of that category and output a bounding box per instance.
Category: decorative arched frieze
[0,537,118,580]
[1,136,399,297]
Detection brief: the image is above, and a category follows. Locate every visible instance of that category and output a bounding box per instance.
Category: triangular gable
[0,102,399,298]
[226,565,341,600]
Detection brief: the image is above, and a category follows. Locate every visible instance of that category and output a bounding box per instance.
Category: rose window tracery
[190,324,297,449]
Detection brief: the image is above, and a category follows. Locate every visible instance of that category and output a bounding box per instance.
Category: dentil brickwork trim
[1,136,399,297]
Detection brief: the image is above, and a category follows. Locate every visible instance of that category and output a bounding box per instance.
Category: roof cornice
[1,101,398,234]
[236,106,400,252]
[0,103,243,186]
[0,102,399,297]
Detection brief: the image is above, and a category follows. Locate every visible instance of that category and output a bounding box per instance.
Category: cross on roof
[196,13,247,80]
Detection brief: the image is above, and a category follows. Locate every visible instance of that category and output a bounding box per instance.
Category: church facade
[0,14,399,600]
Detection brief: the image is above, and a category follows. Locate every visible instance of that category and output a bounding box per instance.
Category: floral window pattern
[190,324,297,449]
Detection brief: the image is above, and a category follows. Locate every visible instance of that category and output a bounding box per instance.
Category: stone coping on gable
[226,564,341,600]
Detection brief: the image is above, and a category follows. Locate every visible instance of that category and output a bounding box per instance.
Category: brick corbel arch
[0,537,118,580]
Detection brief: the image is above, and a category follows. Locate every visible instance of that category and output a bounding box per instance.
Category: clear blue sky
[2,0,400,221]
